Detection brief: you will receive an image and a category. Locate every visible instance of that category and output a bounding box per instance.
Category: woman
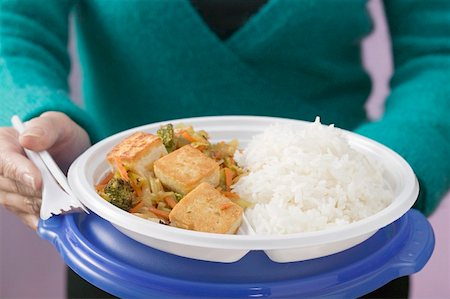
[1,0,449,297]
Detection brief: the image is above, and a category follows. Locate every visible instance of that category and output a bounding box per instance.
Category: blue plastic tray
[38,209,434,298]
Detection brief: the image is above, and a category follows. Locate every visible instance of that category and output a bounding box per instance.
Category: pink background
[1,0,449,298]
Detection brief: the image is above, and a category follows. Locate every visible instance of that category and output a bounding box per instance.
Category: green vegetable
[174,192,183,202]
[103,177,135,211]
[157,123,176,152]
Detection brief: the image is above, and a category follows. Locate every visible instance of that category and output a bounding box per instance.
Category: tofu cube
[153,145,220,195]
[107,132,167,178]
[169,182,243,234]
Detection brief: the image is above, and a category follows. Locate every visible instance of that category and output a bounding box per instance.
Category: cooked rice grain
[232,118,393,235]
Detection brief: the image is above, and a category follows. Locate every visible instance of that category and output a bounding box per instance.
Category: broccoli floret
[103,177,135,211]
[157,123,176,152]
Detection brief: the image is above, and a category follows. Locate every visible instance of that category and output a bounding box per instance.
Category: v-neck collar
[182,0,280,49]
[172,0,318,119]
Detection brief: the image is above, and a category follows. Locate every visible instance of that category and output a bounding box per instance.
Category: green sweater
[1,0,449,216]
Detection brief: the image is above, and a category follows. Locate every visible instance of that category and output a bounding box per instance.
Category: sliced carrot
[163,196,178,209]
[98,171,114,185]
[181,131,196,143]
[114,157,129,181]
[224,167,233,191]
[133,185,143,197]
[95,172,114,192]
[220,202,235,210]
[130,200,145,213]
[222,191,240,199]
[129,176,143,197]
[149,207,170,220]
[95,183,106,193]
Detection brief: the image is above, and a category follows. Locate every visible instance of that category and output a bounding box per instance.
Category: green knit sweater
[1,0,449,216]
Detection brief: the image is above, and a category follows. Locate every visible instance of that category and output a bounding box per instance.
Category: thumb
[19,112,76,151]
[18,112,91,170]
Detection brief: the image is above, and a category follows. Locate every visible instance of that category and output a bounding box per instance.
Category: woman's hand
[0,112,91,230]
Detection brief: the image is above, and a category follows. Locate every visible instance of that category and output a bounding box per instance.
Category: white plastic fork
[11,115,88,220]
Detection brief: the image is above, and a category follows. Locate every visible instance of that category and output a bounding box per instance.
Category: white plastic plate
[68,116,419,263]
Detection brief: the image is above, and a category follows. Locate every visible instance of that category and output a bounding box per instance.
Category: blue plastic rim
[38,209,434,298]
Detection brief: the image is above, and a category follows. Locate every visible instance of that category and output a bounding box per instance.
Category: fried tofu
[153,145,220,195]
[107,132,167,178]
[169,182,243,234]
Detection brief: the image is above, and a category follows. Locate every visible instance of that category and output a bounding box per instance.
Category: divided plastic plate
[68,116,419,263]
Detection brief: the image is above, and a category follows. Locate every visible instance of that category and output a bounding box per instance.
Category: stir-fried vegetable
[113,157,129,181]
[96,123,251,223]
[102,177,136,211]
[157,123,176,152]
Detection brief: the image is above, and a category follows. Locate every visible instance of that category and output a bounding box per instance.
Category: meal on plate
[95,123,250,234]
[96,118,394,236]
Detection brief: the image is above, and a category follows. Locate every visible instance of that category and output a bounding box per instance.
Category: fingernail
[23,173,35,189]
[22,127,45,138]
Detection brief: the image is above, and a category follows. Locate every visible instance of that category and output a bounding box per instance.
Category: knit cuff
[1,84,103,144]
[355,120,450,216]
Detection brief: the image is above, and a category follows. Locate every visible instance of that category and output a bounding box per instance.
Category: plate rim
[68,115,419,250]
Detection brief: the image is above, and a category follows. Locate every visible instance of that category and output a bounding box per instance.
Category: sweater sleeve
[0,0,102,142]
[355,0,450,216]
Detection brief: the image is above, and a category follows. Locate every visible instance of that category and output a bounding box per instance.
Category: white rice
[232,118,393,235]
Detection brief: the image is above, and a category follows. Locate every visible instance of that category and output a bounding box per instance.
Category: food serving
[95,123,250,234]
[95,118,394,236]
[234,118,394,235]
